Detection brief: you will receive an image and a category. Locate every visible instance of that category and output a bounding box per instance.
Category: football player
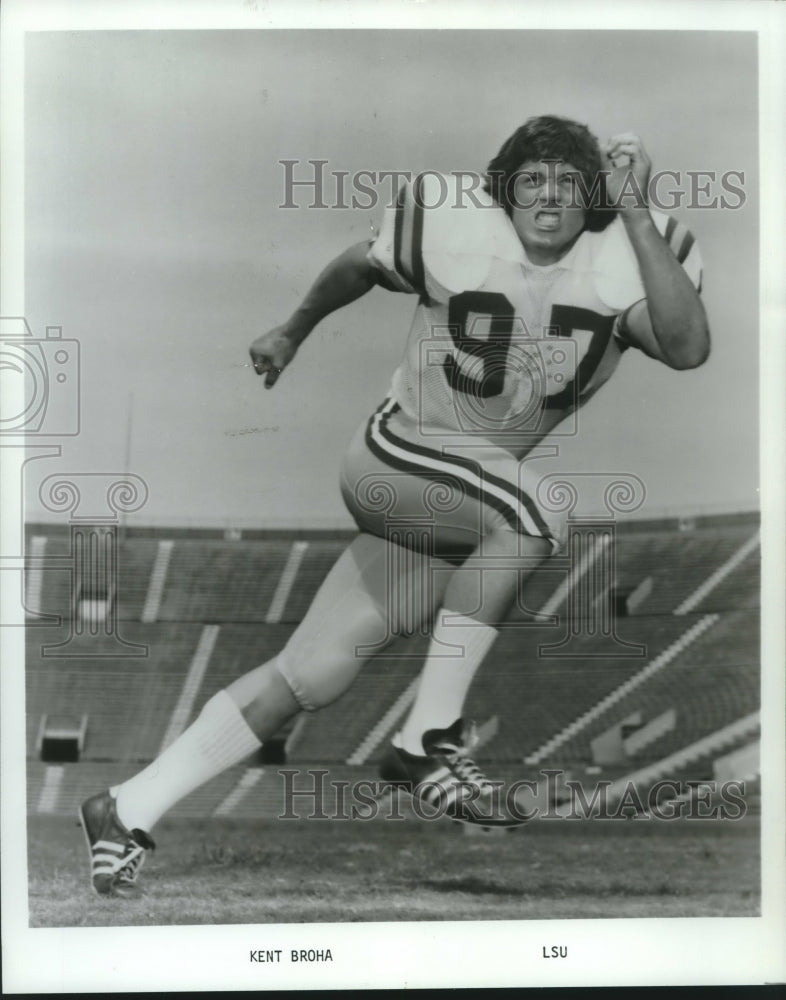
[80,116,708,895]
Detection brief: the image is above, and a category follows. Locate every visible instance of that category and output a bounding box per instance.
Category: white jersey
[368,173,702,445]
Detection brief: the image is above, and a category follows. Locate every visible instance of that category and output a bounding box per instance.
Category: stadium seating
[464,612,707,761]
[23,514,761,816]
[25,623,207,762]
[513,608,758,767]
[156,539,294,622]
[608,524,757,616]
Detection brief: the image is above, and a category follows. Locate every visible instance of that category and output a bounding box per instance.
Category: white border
[2,0,785,992]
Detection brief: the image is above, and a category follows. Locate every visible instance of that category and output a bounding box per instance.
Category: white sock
[112,690,261,832]
[398,610,498,755]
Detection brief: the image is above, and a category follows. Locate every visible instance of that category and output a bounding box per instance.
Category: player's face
[509,160,587,265]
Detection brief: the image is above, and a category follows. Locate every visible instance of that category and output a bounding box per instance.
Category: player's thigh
[341,419,486,557]
[287,532,450,641]
[340,401,565,559]
[276,533,451,709]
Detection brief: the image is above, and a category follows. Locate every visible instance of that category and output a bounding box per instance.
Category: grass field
[28,811,760,927]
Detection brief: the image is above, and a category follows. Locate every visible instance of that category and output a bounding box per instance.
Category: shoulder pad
[589,210,702,310]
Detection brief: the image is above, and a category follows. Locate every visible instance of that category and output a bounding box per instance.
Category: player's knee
[274,648,361,712]
[484,526,556,568]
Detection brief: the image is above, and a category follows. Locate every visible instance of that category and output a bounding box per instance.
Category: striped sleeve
[614,214,704,351]
[657,214,703,291]
[367,176,428,296]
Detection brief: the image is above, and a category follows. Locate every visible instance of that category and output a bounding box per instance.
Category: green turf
[28,811,760,927]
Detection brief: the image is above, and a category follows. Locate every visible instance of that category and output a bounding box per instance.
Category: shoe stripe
[92,858,142,873]
[93,864,125,875]
[443,783,462,809]
[93,840,127,853]
[420,765,452,786]
[419,785,441,805]
[417,778,481,810]
[92,845,144,870]
[419,776,458,804]
[79,797,152,895]
[92,847,145,881]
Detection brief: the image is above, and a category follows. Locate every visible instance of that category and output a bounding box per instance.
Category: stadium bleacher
[511,607,759,767]
[23,514,761,816]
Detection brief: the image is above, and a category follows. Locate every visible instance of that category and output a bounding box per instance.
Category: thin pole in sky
[121,391,134,544]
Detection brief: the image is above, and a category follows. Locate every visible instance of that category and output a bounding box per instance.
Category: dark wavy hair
[484,115,615,233]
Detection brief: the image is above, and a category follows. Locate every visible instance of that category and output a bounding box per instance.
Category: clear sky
[23,28,759,528]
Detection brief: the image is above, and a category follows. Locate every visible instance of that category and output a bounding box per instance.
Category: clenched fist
[603,132,652,212]
[249,325,300,389]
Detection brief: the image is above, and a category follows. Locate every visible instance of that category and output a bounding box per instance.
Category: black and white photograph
[2,0,785,992]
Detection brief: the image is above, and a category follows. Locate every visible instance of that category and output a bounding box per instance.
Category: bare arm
[605,134,710,371]
[249,240,381,388]
[618,212,710,369]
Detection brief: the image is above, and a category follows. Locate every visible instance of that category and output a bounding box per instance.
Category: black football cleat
[78,791,155,898]
[379,719,525,827]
